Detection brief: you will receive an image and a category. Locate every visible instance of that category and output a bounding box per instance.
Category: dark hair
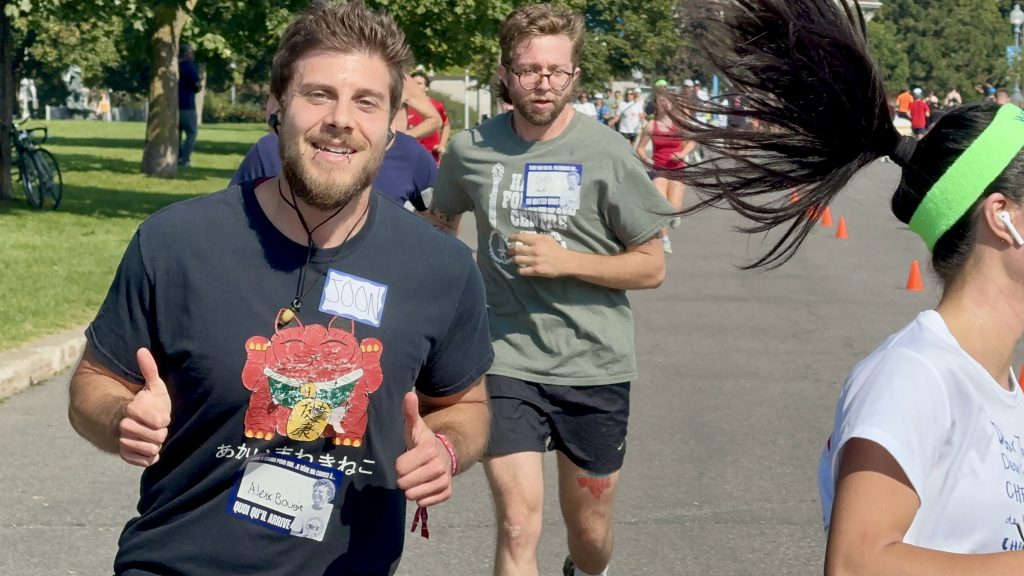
[270,1,412,120]
[893,104,1024,283]
[669,0,1024,279]
[496,3,584,104]
[411,70,431,87]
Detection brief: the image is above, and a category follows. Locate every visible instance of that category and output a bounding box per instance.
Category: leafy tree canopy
[868,0,1015,100]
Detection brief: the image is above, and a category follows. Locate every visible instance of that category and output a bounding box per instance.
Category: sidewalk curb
[0,325,87,402]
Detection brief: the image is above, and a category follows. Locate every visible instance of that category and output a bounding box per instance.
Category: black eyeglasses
[507,67,576,91]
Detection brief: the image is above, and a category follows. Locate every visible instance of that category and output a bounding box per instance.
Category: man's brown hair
[270,1,412,118]
[496,4,584,102]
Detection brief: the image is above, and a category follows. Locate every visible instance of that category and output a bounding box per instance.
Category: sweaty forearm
[564,241,665,290]
[406,118,442,140]
[69,373,133,454]
[827,540,1024,576]
[68,349,141,454]
[405,94,441,140]
[422,400,489,475]
[440,122,451,149]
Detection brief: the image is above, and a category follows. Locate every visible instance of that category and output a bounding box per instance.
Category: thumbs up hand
[395,391,453,507]
[119,348,172,467]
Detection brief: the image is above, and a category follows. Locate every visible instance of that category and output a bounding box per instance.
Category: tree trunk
[0,0,14,201]
[140,1,196,177]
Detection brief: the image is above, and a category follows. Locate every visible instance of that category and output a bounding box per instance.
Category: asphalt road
[1,159,949,575]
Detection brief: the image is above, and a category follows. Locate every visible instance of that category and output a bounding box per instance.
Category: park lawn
[0,119,266,353]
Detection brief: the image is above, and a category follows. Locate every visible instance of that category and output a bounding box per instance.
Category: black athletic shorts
[486,375,630,475]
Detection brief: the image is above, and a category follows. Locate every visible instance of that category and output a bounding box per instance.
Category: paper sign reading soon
[319,269,388,327]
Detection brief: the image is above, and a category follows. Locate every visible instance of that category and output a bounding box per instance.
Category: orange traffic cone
[836,217,848,240]
[906,260,924,291]
[821,206,833,227]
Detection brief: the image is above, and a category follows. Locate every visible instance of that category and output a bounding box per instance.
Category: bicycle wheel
[33,148,63,209]
[18,154,43,209]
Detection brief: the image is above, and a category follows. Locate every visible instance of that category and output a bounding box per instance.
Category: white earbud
[998,211,1024,246]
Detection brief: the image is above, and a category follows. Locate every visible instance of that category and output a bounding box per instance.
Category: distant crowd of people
[893,83,1020,139]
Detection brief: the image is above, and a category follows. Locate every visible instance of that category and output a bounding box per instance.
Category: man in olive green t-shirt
[428,5,671,576]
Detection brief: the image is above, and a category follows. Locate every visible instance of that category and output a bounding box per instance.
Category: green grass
[0,120,266,353]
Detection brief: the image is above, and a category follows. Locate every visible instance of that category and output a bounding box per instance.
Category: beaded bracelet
[434,432,458,476]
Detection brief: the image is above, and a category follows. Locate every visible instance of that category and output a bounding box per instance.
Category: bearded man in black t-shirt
[67,4,492,575]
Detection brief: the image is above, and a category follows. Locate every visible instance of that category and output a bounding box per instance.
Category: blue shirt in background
[178,60,201,111]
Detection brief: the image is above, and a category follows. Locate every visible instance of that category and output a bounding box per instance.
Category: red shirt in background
[407,97,449,164]
[909,100,930,129]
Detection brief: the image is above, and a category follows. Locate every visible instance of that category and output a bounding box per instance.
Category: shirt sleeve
[429,135,474,215]
[829,347,951,499]
[85,230,158,384]
[230,142,264,187]
[409,152,437,212]
[414,263,493,397]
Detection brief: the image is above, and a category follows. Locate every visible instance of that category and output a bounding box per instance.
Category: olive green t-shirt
[432,111,672,385]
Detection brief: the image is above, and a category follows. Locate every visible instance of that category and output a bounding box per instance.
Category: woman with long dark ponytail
[673,0,1024,572]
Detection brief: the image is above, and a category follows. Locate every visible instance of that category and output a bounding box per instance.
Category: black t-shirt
[87,183,493,575]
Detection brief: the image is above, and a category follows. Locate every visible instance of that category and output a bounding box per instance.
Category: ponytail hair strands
[670,0,898,268]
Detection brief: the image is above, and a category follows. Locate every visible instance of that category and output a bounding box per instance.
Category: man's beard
[279,133,384,211]
[512,87,574,127]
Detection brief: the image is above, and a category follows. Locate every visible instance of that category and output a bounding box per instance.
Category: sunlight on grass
[0,120,266,352]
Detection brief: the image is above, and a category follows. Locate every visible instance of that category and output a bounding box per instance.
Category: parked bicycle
[9,118,62,209]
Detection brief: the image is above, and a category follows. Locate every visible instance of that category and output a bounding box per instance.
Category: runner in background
[428,5,672,575]
[408,70,450,165]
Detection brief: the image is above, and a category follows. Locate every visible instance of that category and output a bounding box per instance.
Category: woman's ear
[982,193,1023,247]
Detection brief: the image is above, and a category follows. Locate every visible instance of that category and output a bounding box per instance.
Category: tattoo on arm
[428,207,460,235]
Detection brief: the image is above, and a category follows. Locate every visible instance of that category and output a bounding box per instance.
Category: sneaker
[563,556,575,576]
[669,216,682,229]
[662,236,673,254]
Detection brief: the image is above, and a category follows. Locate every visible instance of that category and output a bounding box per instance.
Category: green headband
[909,104,1024,251]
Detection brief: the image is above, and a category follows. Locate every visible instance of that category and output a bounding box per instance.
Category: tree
[381,0,692,99]
[1,0,14,201]
[868,0,1011,99]
[185,0,306,96]
[866,18,910,95]
[139,0,196,177]
[13,10,126,107]
[368,0,516,73]
[564,0,693,92]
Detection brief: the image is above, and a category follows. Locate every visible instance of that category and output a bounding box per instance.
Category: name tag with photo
[227,453,342,542]
[522,163,583,211]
